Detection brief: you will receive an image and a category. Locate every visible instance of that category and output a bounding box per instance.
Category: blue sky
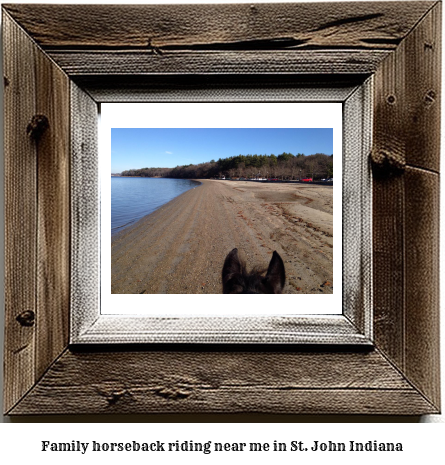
[111,128,333,173]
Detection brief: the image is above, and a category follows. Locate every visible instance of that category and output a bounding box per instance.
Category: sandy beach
[111,179,333,294]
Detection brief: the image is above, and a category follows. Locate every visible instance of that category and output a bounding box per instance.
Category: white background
[101,102,342,315]
[0,0,444,459]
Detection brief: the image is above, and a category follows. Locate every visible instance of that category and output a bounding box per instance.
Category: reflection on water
[111,177,200,235]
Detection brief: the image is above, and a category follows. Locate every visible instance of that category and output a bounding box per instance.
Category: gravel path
[111,179,333,294]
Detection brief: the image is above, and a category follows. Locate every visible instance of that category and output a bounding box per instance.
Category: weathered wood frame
[3,2,441,415]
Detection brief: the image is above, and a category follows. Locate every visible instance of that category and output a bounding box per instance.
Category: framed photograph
[3,2,440,415]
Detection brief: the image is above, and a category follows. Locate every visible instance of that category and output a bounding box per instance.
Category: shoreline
[111,179,333,294]
[111,179,202,236]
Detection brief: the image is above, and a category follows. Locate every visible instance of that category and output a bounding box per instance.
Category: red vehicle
[301,178,313,182]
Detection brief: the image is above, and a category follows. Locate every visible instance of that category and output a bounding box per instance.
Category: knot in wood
[370,148,405,177]
[16,310,35,327]
[27,114,49,140]
[154,386,191,400]
[105,390,128,405]
[96,385,130,405]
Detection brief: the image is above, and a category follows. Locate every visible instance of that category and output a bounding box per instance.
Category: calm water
[111,177,200,234]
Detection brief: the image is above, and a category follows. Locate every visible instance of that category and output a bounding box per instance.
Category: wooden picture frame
[2,2,441,415]
[73,88,369,346]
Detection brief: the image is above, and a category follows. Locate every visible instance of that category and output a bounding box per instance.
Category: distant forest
[120,152,333,180]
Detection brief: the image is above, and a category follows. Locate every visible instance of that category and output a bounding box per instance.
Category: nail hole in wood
[425,90,436,105]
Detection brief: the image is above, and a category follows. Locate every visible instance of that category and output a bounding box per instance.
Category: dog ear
[222,248,243,293]
[264,251,286,293]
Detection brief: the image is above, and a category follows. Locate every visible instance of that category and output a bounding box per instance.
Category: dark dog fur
[222,248,285,294]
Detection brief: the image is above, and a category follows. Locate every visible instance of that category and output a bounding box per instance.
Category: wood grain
[372,19,410,370]
[35,42,71,380]
[372,2,441,411]
[4,2,433,81]
[2,2,441,416]
[401,2,441,409]
[372,172,405,371]
[9,349,437,415]
[3,11,72,412]
[3,2,435,50]
[404,2,441,172]
[371,2,441,170]
[70,83,100,340]
[47,50,390,77]
[3,12,38,414]
[342,81,373,337]
[76,316,369,346]
[404,167,441,408]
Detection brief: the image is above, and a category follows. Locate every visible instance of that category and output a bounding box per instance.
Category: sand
[111,179,334,294]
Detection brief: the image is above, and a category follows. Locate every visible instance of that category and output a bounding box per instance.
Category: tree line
[120,152,333,181]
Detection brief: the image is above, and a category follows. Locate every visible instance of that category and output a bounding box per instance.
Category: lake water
[111,177,200,234]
